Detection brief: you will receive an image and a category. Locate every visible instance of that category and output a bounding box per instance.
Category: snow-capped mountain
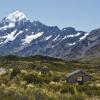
[5,11,27,22]
[0,11,100,59]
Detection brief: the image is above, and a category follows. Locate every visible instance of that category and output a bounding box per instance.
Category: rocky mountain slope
[0,11,100,59]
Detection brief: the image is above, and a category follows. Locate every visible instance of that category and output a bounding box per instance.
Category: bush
[23,74,42,84]
[10,67,21,79]
[52,76,60,82]
[60,86,75,94]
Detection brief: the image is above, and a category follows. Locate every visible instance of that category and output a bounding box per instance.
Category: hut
[66,69,91,84]
[41,66,50,75]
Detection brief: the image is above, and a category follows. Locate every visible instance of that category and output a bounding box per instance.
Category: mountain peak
[5,11,28,22]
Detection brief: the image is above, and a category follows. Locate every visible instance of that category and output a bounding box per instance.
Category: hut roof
[66,69,87,78]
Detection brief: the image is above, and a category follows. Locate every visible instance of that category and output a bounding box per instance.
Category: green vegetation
[0,55,100,100]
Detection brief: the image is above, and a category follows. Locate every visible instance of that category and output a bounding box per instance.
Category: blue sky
[0,0,100,31]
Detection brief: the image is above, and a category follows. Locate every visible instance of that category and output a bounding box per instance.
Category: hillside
[0,55,100,100]
[0,55,100,71]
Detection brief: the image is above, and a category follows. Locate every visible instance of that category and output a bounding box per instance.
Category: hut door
[77,76,83,84]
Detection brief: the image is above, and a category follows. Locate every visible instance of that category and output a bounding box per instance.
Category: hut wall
[67,71,91,83]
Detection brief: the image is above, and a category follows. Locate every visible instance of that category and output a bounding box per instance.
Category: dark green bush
[60,86,75,94]
[10,67,21,79]
[52,76,60,82]
[23,74,42,84]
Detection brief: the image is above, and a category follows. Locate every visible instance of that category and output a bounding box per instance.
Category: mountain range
[0,11,100,60]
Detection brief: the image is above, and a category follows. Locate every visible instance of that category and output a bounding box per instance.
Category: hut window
[77,76,83,81]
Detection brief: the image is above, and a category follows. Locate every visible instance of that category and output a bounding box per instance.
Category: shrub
[60,86,75,94]
[52,76,60,82]
[10,67,21,79]
[23,74,42,84]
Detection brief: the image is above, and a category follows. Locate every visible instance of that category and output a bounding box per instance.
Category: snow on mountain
[79,33,89,40]
[45,35,52,40]
[5,11,27,22]
[0,30,17,44]
[0,23,15,30]
[68,42,76,46]
[62,36,67,40]
[0,11,99,60]
[12,30,23,41]
[0,30,23,46]
[22,32,44,45]
[66,32,81,38]
[52,35,60,41]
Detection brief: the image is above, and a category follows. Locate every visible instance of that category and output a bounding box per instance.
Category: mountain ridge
[0,11,100,59]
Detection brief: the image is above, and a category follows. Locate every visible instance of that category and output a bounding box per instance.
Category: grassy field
[0,55,100,100]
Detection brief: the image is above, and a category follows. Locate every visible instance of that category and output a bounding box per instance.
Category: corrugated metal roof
[66,69,84,77]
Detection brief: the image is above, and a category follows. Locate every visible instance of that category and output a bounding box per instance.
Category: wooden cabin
[66,70,91,84]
